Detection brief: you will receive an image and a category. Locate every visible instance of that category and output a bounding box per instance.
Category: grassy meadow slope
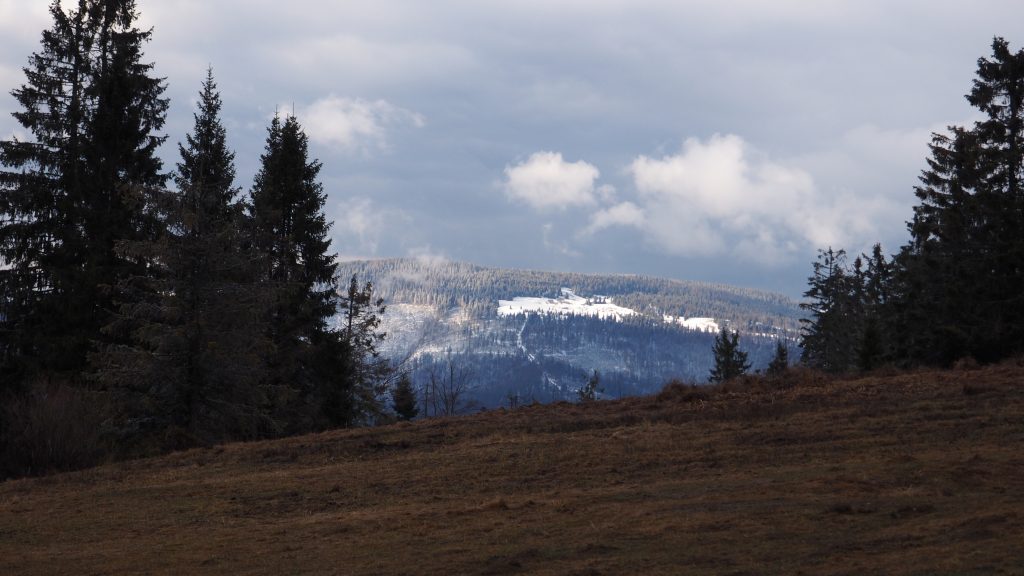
[1,363,1023,575]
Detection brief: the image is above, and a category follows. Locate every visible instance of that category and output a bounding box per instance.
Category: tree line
[337,257,803,333]
[801,37,1024,371]
[0,1,388,476]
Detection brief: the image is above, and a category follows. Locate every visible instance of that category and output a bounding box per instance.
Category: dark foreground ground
[1,364,1023,575]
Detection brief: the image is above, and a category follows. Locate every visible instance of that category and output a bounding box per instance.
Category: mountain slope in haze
[335,258,804,409]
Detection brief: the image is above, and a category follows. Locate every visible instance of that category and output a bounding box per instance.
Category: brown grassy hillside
[2,364,1023,575]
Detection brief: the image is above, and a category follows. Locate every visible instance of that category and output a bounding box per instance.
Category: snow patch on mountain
[497,288,723,333]
[663,315,720,333]
[372,303,442,358]
[497,288,637,322]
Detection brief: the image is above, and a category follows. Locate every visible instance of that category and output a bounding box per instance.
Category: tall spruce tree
[893,128,983,363]
[709,327,750,383]
[857,244,890,371]
[94,70,272,447]
[766,340,789,378]
[800,248,858,373]
[332,275,388,426]
[1,1,95,383]
[251,114,342,431]
[888,38,1024,365]
[175,69,237,218]
[964,37,1024,359]
[391,373,419,422]
[0,0,166,384]
[800,243,893,373]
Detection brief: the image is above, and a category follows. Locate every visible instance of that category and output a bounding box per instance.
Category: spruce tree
[890,129,983,364]
[251,114,341,431]
[709,327,750,383]
[766,340,789,378]
[76,0,168,371]
[577,369,602,402]
[391,373,419,421]
[0,0,166,383]
[1,1,95,382]
[800,248,855,372]
[963,37,1024,359]
[332,275,388,426]
[888,38,1024,365]
[175,68,238,218]
[856,244,890,371]
[94,70,272,447]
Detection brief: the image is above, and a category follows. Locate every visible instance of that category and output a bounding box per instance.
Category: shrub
[1,380,108,478]
[578,370,603,402]
[953,356,980,371]
[656,380,709,403]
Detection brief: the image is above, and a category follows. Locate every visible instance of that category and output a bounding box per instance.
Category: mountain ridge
[337,257,801,322]
[335,258,805,408]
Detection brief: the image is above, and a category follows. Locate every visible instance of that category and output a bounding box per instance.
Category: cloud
[296,95,424,154]
[790,122,964,254]
[265,33,477,93]
[408,245,449,267]
[504,152,601,211]
[613,134,899,263]
[334,197,386,254]
[503,134,906,265]
[4,0,1016,297]
[583,201,645,235]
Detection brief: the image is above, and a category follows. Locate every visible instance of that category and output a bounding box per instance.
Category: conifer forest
[0,1,386,476]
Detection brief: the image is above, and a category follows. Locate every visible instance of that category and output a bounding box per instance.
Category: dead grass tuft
[656,380,709,403]
[953,356,980,371]
[480,497,510,511]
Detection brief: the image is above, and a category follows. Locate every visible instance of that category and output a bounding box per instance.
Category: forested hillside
[336,258,803,409]
[339,258,801,329]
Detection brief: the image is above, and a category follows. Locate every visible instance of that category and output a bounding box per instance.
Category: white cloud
[504,152,601,211]
[296,95,423,154]
[790,122,967,255]
[335,197,385,254]
[583,201,645,235]
[408,245,449,266]
[617,134,898,263]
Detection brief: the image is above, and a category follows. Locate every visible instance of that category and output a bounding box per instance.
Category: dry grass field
[1,363,1023,575]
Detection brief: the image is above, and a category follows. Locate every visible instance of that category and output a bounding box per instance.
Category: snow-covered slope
[497,288,636,322]
[496,288,722,333]
[336,258,803,408]
[663,315,720,333]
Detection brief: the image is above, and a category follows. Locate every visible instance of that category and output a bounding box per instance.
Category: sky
[1,1,1021,297]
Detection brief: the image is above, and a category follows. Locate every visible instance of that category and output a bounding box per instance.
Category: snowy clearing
[663,315,720,333]
[497,288,637,322]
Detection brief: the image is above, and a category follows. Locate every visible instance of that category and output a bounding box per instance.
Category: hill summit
[336,258,803,407]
